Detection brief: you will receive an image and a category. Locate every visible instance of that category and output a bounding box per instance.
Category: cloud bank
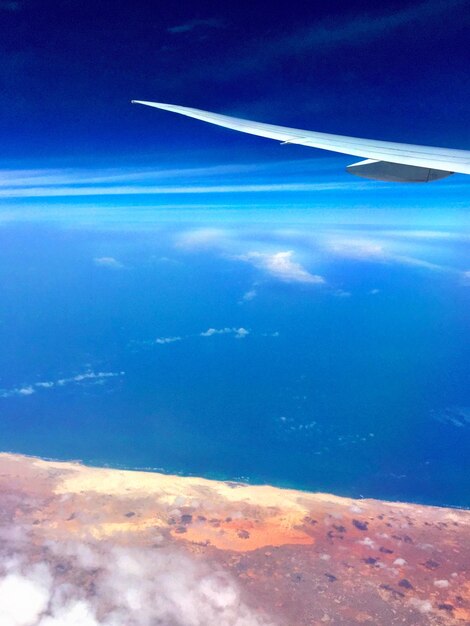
[0,535,274,626]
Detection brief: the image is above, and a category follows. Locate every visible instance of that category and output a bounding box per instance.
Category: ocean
[0,218,469,507]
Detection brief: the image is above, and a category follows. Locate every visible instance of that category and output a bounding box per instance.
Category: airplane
[132,100,470,183]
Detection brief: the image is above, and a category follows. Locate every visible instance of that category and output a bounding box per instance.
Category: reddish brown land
[0,453,469,625]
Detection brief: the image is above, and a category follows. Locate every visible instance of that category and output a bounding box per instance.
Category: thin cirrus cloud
[319,234,464,276]
[0,370,124,399]
[94,256,125,269]
[0,182,362,198]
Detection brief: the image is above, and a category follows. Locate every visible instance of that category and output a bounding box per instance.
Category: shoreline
[2,448,468,512]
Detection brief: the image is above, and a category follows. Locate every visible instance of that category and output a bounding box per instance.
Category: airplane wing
[131,100,470,183]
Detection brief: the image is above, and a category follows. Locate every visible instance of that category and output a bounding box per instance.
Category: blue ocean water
[0,220,469,507]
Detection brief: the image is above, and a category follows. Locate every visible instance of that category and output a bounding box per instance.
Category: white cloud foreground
[0,541,274,626]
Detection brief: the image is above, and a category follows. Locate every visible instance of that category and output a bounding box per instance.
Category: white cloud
[234,328,249,339]
[0,371,124,399]
[200,327,232,337]
[0,569,51,626]
[155,336,182,344]
[241,289,257,302]
[94,257,124,269]
[325,238,385,260]
[322,234,460,276]
[0,540,275,626]
[176,228,231,250]
[333,289,351,298]
[239,251,325,285]
[0,182,359,198]
[200,327,250,339]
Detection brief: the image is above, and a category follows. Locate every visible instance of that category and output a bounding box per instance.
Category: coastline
[0,451,469,624]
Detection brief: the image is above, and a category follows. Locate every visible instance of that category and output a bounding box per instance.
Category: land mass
[0,453,469,625]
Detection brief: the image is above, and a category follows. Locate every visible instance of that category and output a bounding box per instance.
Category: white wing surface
[132,100,470,182]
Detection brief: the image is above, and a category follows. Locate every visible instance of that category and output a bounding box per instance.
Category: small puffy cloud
[155,336,182,344]
[239,251,325,284]
[200,327,250,339]
[234,328,249,339]
[200,328,232,337]
[0,371,124,399]
[93,256,124,269]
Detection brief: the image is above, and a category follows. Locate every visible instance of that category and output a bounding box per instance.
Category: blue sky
[0,0,469,197]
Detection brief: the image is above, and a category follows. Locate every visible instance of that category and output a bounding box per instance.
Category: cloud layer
[0,535,274,626]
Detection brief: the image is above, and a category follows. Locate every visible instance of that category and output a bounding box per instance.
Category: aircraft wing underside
[132,100,470,183]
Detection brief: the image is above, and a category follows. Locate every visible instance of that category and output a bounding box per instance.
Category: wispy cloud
[320,233,461,275]
[240,289,257,302]
[0,182,361,198]
[167,17,224,34]
[0,370,124,399]
[238,251,325,285]
[0,157,380,201]
[94,256,124,269]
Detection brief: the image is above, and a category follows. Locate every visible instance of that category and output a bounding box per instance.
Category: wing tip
[131,100,172,108]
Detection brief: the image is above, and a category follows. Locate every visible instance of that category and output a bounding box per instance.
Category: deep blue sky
[1,0,469,163]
